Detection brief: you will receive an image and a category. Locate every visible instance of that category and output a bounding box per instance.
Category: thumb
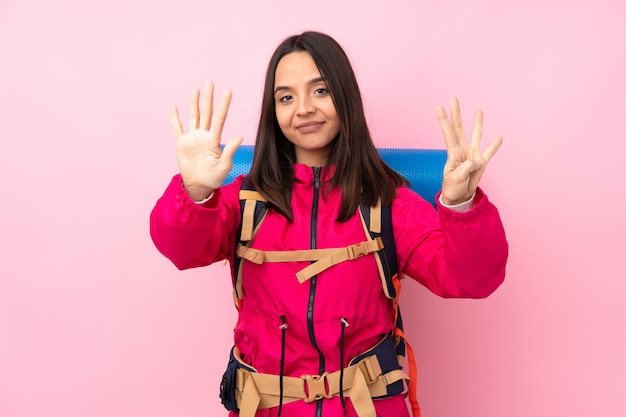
[222,136,244,164]
[450,159,480,180]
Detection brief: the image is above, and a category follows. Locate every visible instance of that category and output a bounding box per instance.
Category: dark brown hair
[247,31,408,222]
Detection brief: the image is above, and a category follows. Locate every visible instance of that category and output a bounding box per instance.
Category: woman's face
[274,51,340,167]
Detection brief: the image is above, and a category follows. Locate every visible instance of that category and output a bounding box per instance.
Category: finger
[198,82,214,131]
[210,89,233,139]
[188,88,200,132]
[450,158,479,181]
[436,105,459,150]
[170,105,184,139]
[221,136,244,165]
[470,109,483,150]
[450,97,466,143]
[482,136,503,162]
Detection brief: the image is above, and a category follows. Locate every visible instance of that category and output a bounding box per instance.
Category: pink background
[1,0,625,416]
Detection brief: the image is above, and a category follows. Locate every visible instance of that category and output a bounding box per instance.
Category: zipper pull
[313,167,321,189]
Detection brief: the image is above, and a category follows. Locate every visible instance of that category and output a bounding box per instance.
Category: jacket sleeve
[393,187,508,298]
[149,174,243,270]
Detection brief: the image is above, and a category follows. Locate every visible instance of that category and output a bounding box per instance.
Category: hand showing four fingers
[170,82,243,201]
[436,98,502,205]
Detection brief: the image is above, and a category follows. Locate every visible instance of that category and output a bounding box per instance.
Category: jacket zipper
[307,166,324,417]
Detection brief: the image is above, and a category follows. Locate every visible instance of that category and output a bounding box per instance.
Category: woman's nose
[295,96,315,116]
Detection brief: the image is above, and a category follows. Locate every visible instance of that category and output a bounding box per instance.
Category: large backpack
[230,178,421,417]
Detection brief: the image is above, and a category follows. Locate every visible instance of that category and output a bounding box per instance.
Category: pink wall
[1,0,625,416]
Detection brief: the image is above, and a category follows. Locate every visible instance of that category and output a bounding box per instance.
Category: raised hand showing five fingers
[170,82,243,201]
[436,98,502,205]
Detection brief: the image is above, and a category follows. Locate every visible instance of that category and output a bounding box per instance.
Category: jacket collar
[293,164,336,185]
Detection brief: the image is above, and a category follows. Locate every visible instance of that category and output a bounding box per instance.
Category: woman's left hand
[436,98,503,205]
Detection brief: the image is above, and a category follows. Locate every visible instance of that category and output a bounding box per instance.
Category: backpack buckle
[346,238,384,260]
[347,242,368,259]
[301,372,332,402]
[357,358,377,384]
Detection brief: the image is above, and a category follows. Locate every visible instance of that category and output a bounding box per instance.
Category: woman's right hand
[170,82,243,201]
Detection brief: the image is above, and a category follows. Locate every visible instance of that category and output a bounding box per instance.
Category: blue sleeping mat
[224,145,447,207]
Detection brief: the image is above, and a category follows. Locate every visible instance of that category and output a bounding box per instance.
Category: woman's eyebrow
[308,76,326,85]
[274,77,326,94]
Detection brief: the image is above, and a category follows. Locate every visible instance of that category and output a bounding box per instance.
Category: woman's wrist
[439,192,476,212]
[181,180,214,203]
[193,191,215,204]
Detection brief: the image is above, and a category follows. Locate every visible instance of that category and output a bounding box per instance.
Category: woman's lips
[296,121,324,133]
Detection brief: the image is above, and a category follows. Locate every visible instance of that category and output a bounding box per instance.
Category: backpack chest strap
[236,237,384,283]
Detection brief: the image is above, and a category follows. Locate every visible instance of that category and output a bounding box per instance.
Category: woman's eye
[315,88,329,95]
[279,95,292,103]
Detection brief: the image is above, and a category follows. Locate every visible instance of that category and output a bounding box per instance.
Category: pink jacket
[150,165,508,417]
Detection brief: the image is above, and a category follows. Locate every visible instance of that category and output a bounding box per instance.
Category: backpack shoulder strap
[359,199,421,417]
[359,199,397,299]
[233,177,269,303]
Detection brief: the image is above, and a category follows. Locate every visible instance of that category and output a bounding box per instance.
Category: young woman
[150,31,508,417]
